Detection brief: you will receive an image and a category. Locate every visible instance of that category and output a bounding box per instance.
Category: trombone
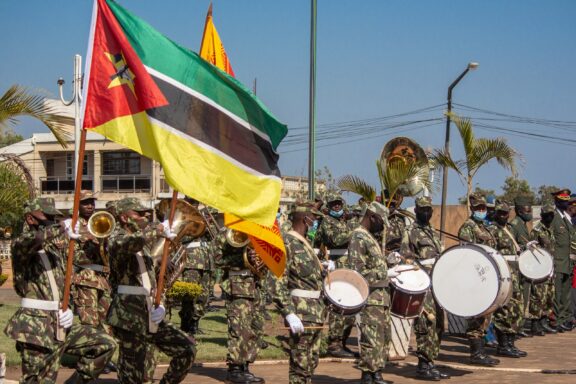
[87,211,116,267]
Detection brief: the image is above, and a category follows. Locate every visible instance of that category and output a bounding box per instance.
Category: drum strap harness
[287,231,324,299]
[356,227,389,288]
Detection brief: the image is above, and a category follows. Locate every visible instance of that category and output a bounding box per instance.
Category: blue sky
[1,0,575,204]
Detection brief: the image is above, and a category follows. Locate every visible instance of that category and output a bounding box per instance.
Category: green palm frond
[451,114,475,157]
[469,137,519,178]
[0,162,31,229]
[0,85,70,147]
[429,149,465,177]
[378,158,432,206]
[337,175,377,202]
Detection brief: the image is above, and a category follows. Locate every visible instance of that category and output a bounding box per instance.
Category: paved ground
[3,326,576,383]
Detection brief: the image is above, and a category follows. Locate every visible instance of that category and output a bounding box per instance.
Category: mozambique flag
[83,0,287,226]
[199,3,235,77]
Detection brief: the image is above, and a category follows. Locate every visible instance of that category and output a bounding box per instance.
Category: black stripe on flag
[147,75,280,177]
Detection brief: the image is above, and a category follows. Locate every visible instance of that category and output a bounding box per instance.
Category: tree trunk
[466,176,473,216]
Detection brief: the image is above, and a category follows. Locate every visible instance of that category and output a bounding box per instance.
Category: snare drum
[518,246,554,283]
[432,244,511,318]
[323,268,369,315]
[389,265,431,318]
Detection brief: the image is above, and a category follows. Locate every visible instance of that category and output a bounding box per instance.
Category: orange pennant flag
[199,3,235,77]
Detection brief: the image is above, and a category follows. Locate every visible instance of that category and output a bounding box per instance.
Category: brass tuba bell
[225,229,250,248]
[87,211,116,238]
[380,137,430,196]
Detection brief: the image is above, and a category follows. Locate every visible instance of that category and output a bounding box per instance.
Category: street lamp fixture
[439,61,479,241]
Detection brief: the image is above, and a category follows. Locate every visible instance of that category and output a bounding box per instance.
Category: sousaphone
[380,137,430,197]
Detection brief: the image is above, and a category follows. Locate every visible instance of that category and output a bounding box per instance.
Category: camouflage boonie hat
[24,197,63,216]
[469,193,487,207]
[349,204,362,213]
[415,196,433,208]
[361,201,388,219]
[291,202,324,217]
[495,200,511,212]
[116,197,152,214]
[514,195,532,207]
[541,203,555,214]
[79,190,96,202]
[325,192,343,204]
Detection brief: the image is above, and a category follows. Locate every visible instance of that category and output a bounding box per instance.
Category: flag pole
[200,2,213,53]
[307,0,317,200]
[154,189,178,306]
[62,128,88,311]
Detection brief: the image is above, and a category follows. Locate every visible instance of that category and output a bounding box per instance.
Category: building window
[46,159,55,177]
[102,152,141,175]
[66,153,88,178]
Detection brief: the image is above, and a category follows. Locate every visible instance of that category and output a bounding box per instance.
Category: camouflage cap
[325,192,344,204]
[291,201,324,217]
[495,200,511,212]
[551,188,571,201]
[514,195,532,207]
[116,197,152,214]
[541,203,555,214]
[361,201,388,219]
[24,197,63,216]
[469,193,487,207]
[486,194,496,208]
[415,196,433,208]
[79,190,96,202]
[349,204,362,213]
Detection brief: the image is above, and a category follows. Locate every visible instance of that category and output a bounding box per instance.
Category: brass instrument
[243,245,267,278]
[87,211,116,238]
[226,229,250,248]
[380,137,430,197]
[1,226,12,239]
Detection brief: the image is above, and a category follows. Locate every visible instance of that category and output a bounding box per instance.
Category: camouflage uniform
[385,212,409,255]
[314,196,355,353]
[530,218,556,321]
[274,228,326,384]
[5,198,116,383]
[348,223,391,375]
[107,198,195,384]
[179,235,215,335]
[400,200,443,363]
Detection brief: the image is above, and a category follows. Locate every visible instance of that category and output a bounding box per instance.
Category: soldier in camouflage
[400,196,450,381]
[314,192,356,358]
[348,201,393,384]
[488,201,527,358]
[383,190,409,257]
[457,193,500,366]
[215,229,265,383]
[106,197,195,384]
[530,203,558,334]
[4,197,116,384]
[273,202,327,384]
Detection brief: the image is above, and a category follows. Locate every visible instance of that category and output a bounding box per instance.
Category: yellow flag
[199,3,235,77]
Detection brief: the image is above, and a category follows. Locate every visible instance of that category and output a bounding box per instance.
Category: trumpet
[1,226,12,239]
[87,211,116,238]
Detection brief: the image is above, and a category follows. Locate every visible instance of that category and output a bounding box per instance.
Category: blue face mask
[473,211,487,221]
[307,220,319,240]
[329,209,344,218]
[276,213,281,221]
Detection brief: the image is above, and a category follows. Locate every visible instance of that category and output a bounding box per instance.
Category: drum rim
[431,243,503,318]
[323,267,369,310]
[518,247,554,280]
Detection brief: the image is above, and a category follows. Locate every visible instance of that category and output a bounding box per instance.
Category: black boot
[226,364,250,384]
[540,317,557,334]
[341,327,360,358]
[243,363,265,383]
[326,339,355,358]
[508,334,527,357]
[495,330,520,358]
[530,319,545,336]
[360,371,374,384]
[429,361,451,379]
[102,360,118,374]
[469,338,500,366]
[373,371,393,384]
[416,357,441,381]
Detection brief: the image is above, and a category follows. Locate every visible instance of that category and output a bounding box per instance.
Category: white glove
[321,260,336,272]
[63,219,81,240]
[161,220,177,240]
[386,251,402,265]
[58,308,74,329]
[526,240,539,249]
[387,268,400,278]
[151,304,166,324]
[285,313,304,334]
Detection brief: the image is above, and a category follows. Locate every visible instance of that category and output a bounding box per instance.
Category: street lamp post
[439,62,478,241]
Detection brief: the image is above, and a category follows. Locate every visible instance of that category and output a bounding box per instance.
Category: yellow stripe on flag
[92,112,281,226]
[224,213,286,278]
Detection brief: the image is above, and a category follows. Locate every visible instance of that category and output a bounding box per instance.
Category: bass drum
[389,265,430,318]
[432,244,511,318]
[518,246,554,283]
[323,268,369,316]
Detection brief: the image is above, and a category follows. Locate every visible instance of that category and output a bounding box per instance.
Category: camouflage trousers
[544,277,556,314]
[288,323,323,384]
[466,314,491,339]
[414,292,443,362]
[113,322,196,384]
[179,268,212,333]
[226,297,259,365]
[253,285,266,343]
[17,323,116,384]
[527,280,550,319]
[74,284,112,329]
[358,304,391,373]
[493,268,524,333]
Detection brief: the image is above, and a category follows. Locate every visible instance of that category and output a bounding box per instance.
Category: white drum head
[324,269,369,307]
[432,245,500,318]
[519,247,554,281]
[391,265,430,293]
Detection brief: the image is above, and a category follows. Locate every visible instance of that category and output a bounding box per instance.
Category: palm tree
[0,85,70,146]
[430,114,519,213]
